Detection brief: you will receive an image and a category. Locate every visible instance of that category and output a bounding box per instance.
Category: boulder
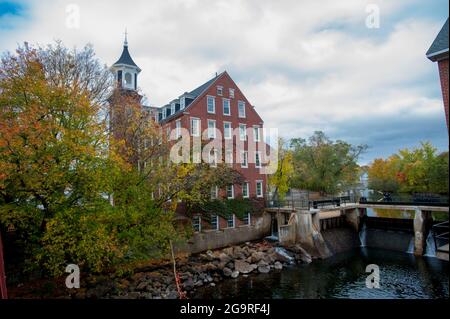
[258,265,270,274]
[218,252,231,264]
[274,261,283,270]
[136,281,148,291]
[231,271,240,278]
[234,260,254,274]
[223,267,232,277]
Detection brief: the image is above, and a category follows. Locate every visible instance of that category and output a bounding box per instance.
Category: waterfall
[359,222,367,247]
[275,246,295,264]
[424,232,436,257]
[406,237,414,254]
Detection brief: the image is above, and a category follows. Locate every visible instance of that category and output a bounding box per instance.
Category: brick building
[110,37,270,237]
[427,18,449,132]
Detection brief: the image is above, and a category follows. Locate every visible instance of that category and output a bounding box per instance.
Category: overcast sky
[0,0,448,164]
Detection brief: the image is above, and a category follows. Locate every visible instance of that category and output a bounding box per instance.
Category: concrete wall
[174,212,271,254]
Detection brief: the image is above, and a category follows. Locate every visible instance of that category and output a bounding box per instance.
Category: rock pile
[78,240,312,299]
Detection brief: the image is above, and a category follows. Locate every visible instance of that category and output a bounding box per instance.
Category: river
[193,247,449,299]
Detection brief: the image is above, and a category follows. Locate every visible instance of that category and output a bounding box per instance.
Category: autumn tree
[267,137,293,200]
[368,142,449,194]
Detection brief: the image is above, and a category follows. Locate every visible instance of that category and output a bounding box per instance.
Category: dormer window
[217,86,223,96]
[180,97,186,109]
[171,102,176,115]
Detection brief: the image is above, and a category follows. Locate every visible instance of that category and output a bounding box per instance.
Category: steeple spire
[124,28,128,47]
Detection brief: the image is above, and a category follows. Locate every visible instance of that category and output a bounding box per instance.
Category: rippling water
[193,248,449,299]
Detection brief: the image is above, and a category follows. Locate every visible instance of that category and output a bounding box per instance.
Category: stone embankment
[78,240,313,299]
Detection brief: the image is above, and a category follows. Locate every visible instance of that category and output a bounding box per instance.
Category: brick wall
[438,58,449,131]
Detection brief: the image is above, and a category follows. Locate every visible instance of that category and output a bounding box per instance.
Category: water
[359,223,367,247]
[406,237,414,254]
[424,232,437,257]
[193,248,449,299]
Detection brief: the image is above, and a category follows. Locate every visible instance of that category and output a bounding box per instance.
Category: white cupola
[110,31,141,91]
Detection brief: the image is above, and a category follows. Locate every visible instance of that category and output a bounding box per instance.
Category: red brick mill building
[110,38,272,253]
[427,18,449,132]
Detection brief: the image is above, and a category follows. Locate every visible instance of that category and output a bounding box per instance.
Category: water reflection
[193,248,449,299]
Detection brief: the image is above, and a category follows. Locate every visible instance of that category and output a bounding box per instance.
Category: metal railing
[432,220,449,251]
[265,194,358,210]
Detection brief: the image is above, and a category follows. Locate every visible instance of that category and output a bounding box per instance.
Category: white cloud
[0,0,448,160]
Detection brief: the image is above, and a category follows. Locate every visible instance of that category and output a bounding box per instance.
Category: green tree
[289,131,367,195]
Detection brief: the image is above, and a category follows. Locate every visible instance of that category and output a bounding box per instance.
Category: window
[223,98,231,116]
[255,151,261,168]
[209,149,218,167]
[207,96,215,114]
[242,212,251,225]
[241,151,248,168]
[238,100,246,118]
[211,215,219,230]
[223,122,232,139]
[256,181,263,198]
[239,124,247,141]
[166,127,171,140]
[226,184,234,199]
[229,88,235,98]
[225,150,233,166]
[191,118,200,136]
[227,214,235,228]
[193,215,201,232]
[253,126,261,142]
[175,120,181,139]
[125,72,132,86]
[217,86,223,96]
[211,186,218,199]
[242,182,249,198]
[180,97,186,109]
[171,102,176,115]
[207,120,216,139]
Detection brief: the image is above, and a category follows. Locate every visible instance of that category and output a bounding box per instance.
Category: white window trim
[238,100,246,118]
[227,184,234,199]
[255,151,262,168]
[191,117,200,137]
[256,180,263,198]
[223,98,231,116]
[225,150,233,166]
[239,123,247,141]
[193,215,201,232]
[175,120,181,139]
[180,97,186,110]
[253,126,261,142]
[241,151,248,168]
[242,212,251,226]
[217,85,223,96]
[229,88,235,99]
[242,182,249,198]
[207,119,216,139]
[227,214,235,228]
[211,214,219,231]
[207,95,216,114]
[223,122,232,140]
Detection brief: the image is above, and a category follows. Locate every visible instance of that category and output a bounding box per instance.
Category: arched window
[124,72,132,86]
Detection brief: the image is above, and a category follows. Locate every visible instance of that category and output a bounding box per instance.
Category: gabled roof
[158,72,224,122]
[426,18,449,61]
[113,45,140,70]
